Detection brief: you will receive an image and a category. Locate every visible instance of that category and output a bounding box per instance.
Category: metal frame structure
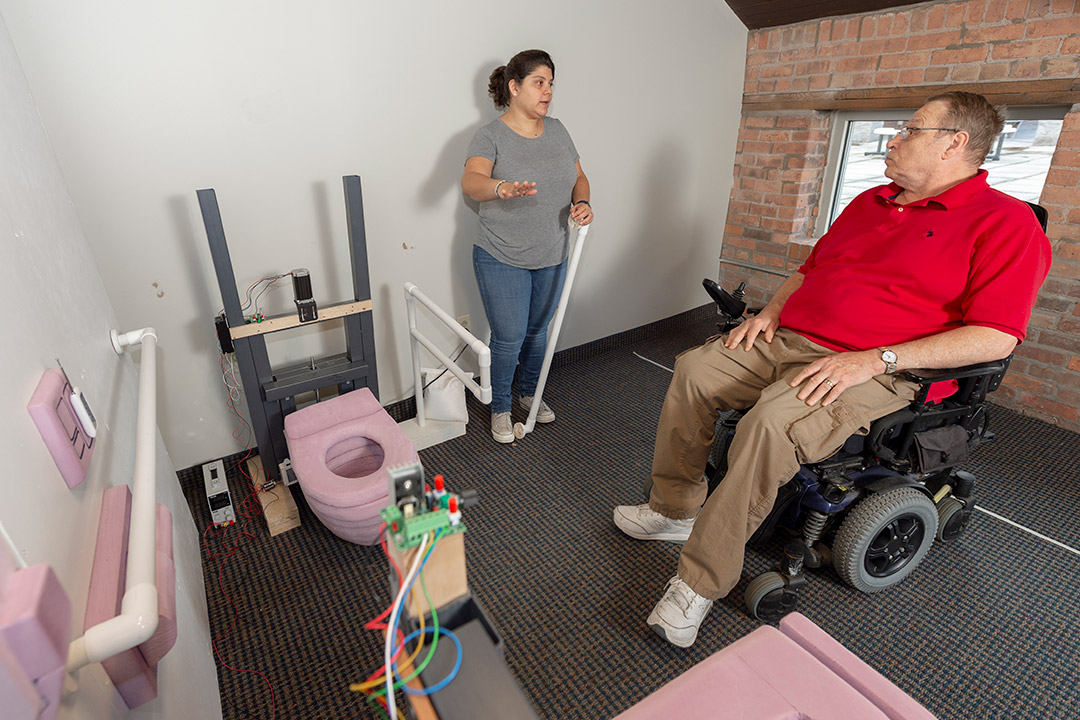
[198,175,378,483]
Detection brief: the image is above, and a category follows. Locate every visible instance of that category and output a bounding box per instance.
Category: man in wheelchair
[613,91,1052,648]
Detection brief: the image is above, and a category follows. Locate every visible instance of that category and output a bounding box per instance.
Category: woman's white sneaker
[491,412,514,443]
[518,395,555,423]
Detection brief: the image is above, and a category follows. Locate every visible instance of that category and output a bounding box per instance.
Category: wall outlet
[456,315,470,332]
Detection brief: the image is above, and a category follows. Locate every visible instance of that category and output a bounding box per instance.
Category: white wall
[0,11,221,720]
[0,0,747,469]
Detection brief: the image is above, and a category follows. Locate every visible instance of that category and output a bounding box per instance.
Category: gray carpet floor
[179,305,1080,720]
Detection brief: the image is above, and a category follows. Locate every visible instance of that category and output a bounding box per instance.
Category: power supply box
[203,459,235,527]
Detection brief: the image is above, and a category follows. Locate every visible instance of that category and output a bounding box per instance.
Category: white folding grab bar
[404,283,491,426]
[66,327,160,673]
[514,222,590,439]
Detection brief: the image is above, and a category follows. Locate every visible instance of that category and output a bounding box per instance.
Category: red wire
[204,517,277,718]
[359,525,413,688]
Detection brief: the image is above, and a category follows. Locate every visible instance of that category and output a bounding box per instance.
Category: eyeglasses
[895,125,962,140]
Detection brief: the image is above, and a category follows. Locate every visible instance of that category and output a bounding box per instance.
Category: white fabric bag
[421,367,471,423]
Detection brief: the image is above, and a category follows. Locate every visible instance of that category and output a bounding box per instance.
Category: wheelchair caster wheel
[937,496,974,543]
[745,571,799,622]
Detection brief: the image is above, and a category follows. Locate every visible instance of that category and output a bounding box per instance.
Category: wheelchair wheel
[832,487,938,593]
[936,496,974,543]
[745,571,798,622]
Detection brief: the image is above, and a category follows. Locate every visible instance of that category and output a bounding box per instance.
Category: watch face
[883,350,898,363]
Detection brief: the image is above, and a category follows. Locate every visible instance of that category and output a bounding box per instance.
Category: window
[816,106,1069,236]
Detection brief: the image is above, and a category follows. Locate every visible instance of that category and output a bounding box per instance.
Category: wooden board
[387,531,468,619]
[229,299,373,339]
[392,637,440,720]
[245,456,301,536]
[743,78,1080,112]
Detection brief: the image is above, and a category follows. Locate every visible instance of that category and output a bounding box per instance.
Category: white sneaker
[519,395,555,423]
[491,412,514,443]
[647,576,714,648]
[613,503,695,542]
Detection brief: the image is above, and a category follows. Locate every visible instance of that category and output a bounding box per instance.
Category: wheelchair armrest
[901,357,1011,385]
[903,355,1012,407]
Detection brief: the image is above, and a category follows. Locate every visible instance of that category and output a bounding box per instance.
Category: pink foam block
[34,665,66,720]
[0,636,41,720]
[0,564,72,681]
[84,486,177,709]
[0,564,71,720]
[139,505,176,666]
[27,369,94,489]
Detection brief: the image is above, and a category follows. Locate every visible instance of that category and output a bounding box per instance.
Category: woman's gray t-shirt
[466,116,580,269]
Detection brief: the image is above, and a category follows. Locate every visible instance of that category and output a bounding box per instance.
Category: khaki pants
[648,329,918,600]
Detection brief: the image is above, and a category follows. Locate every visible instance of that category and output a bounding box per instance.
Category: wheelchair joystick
[703,278,747,332]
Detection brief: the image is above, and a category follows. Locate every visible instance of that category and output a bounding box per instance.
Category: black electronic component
[292,268,318,322]
[215,315,234,354]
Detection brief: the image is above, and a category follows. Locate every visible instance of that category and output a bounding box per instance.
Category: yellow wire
[350,533,433,693]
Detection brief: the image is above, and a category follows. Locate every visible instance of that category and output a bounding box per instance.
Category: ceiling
[724,0,929,30]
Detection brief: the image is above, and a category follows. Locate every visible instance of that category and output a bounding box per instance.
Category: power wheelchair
[658,202,1047,622]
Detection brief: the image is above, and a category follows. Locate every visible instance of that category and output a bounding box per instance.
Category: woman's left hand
[571,201,594,226]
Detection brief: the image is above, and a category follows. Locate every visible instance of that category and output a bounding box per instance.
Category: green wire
[368,545,442,698]
[365,693,390,720]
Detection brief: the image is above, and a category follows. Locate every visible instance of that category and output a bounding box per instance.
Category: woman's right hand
[497,180,538,199]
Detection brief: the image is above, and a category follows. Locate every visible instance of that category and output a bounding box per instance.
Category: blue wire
[393,626,462,695]
[387,529,444,674]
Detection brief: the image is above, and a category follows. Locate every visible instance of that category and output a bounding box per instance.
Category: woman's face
[510,65,554,117]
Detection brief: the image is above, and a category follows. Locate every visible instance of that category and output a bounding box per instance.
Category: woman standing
[462,49,594,443]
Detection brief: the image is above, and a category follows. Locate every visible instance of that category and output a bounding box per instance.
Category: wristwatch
[878,347,898,375]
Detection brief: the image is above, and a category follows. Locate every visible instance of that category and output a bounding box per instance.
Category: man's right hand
[724,307,781,351]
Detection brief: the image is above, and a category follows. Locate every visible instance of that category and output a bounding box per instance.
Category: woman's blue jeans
[473,246,567,413]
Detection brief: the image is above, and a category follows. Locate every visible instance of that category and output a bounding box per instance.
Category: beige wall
[0,11,221,719]
[0,0,749,469]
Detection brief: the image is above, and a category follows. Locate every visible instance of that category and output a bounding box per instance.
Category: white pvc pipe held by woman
[404,282,492,426]
[514,222,590,440]
[67,327,160,673]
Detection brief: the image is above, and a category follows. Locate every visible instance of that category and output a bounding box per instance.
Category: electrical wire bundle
[352,526,463,719]
[216,271,293,328]
[207,336,284,717]
[201,477,277,719]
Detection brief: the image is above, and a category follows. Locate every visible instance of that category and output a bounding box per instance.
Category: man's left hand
[790,350,885,406]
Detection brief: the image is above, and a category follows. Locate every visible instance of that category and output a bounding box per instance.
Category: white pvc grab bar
[66,327,160,673]
[403,284,491,426]
[514,222,590,439]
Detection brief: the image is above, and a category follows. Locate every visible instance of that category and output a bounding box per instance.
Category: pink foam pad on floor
[84,485,177,709]
[615,613,936,720]
[26,368,94,489]
[778,613,936,720]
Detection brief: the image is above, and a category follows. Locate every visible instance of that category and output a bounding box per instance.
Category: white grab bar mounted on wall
[66,327,160,673]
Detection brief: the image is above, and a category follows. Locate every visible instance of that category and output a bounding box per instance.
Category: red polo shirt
[780,170,1051,353]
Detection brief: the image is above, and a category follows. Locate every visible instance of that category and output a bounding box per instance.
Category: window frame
[814,105,1071,239]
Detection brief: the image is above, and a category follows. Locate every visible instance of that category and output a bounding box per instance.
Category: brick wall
[721,0,1080,431]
